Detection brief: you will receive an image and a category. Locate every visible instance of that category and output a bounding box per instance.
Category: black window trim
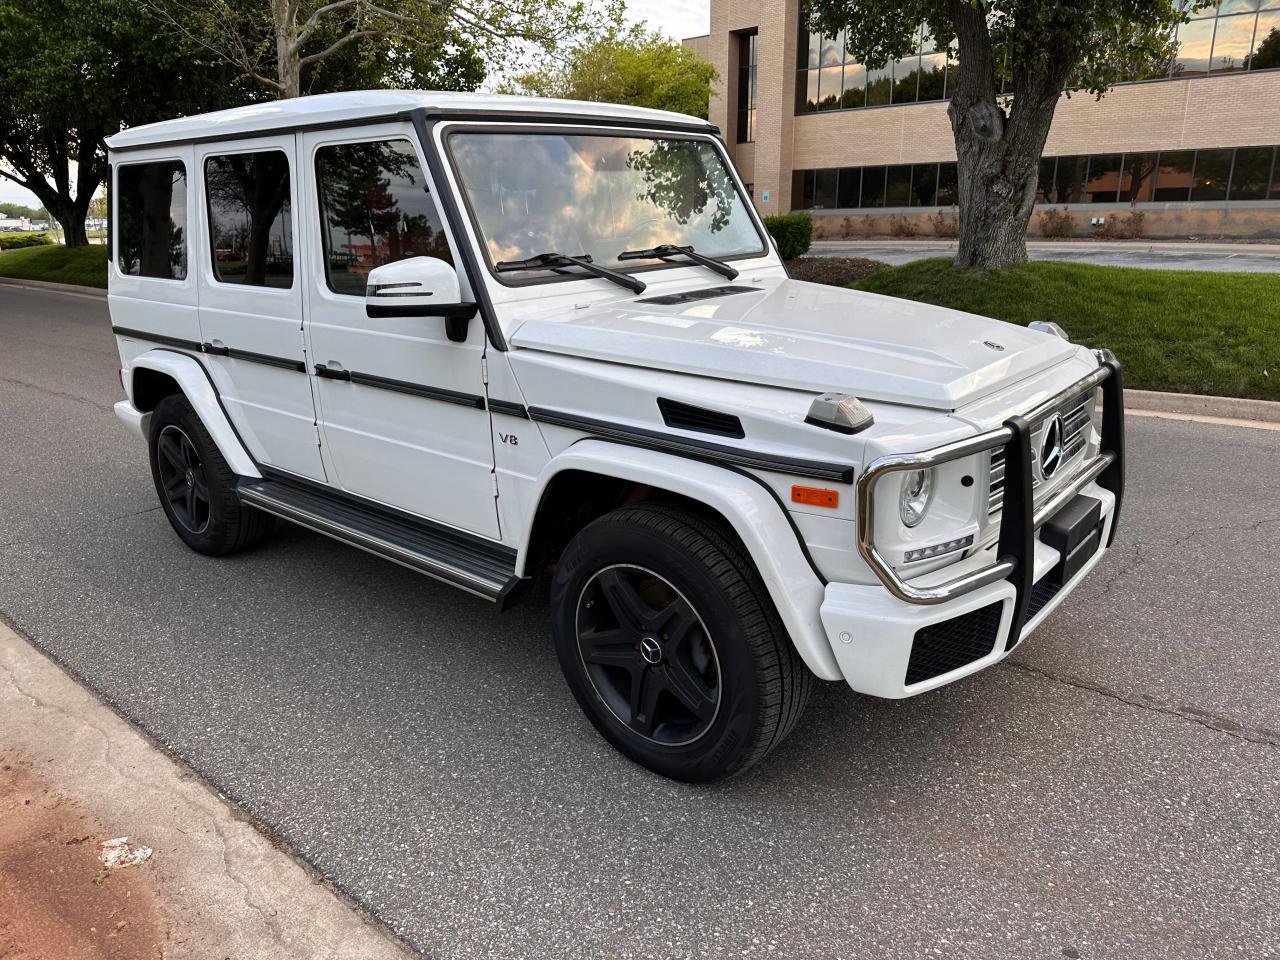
[202,146,297,292]
[437,122,770,291]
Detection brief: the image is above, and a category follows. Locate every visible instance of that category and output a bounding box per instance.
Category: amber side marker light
[791,485,839,509]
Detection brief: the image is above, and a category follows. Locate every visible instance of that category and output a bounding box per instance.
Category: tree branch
[293,0,359,51]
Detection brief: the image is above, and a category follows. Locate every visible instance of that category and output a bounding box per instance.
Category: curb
[1125,388,1280,424]
[0,276,107,298]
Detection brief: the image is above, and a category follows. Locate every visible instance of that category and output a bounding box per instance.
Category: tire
[147,393,274,556]
[551,502,812,782]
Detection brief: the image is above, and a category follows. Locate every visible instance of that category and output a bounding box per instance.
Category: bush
[0,232,54,250]
[888,215,919,238]
[1097,211,1146,240]
[763,212,813,259]
[929,209,960,238]
[1039,207,1075,238]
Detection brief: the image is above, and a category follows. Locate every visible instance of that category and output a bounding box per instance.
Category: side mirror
[365,256,477,343]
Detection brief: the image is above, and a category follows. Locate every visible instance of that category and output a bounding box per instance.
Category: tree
[145,0,617,100]
[0,0,236,246]
[805,0,1190,268]
[1246,25,1280,71]
[513,26,718,118]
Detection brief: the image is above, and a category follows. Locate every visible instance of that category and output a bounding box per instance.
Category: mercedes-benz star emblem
[1040,413,1065,479]
[639,636,663,665]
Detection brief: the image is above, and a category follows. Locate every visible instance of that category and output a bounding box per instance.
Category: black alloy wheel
[576,564,721,746]
[154,424,211,534]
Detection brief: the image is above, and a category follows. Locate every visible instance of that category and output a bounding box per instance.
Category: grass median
[855,257,1280,402]
[0,245,108,289]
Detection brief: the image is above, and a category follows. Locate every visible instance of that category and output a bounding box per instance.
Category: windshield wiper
[494,252,646,294]
[617,243,739,281]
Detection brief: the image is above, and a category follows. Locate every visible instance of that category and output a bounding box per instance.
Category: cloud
[623,0,710,40]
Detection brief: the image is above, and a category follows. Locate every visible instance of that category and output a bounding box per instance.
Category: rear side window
[205,151,294,288]
[314,139,452,297]
[117,160,187,280]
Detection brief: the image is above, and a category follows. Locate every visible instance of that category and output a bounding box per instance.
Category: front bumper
[114,399,148,441]
[824,357,1125,698]
[821,483,1115,697]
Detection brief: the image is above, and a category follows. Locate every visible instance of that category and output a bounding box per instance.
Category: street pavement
[1,284,1277,959]
[812,238,1280,272]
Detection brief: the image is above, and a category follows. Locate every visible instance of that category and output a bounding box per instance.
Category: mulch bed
[785,256,889,286]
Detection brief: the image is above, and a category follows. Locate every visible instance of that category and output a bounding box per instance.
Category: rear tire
[148,393,274,556]
[551,502,812,782]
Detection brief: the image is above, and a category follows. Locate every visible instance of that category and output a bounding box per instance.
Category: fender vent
[657,398,745,439]
[637,285,759,305]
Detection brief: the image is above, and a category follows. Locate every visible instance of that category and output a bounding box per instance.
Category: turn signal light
[791,485,839,509]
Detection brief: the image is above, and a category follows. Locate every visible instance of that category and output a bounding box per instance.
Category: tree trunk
[946,1,1071,269]
[62,215,90,247]
[273,0,302,98]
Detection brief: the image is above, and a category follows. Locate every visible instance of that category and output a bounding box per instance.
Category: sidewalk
[0,620,414,960]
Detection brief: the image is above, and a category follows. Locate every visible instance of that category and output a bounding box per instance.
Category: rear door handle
[314,363,351,381]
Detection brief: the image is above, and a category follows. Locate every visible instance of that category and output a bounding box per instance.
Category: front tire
[148,393,273,556]
[551,503,812,782]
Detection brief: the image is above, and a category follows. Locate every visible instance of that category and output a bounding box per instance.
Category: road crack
[1002,660,1280,749]
[0,374,112,412]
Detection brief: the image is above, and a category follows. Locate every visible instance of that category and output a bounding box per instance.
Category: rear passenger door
[299,125,499,539]
[194,137,325,481]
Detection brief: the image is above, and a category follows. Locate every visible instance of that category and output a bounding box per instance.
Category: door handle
[314,363,351,381]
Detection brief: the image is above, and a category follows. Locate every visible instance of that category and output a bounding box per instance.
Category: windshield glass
[446,131,765,280]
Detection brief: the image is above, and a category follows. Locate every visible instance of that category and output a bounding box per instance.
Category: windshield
[446,130,765,281]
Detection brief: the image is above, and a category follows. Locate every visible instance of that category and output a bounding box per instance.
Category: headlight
[899,469,934,528]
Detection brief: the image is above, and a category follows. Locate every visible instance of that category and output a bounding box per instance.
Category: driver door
[298,124,499,539]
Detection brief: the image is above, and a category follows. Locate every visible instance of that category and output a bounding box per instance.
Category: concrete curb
[1125,388,1280,424]
[0,619,415,960]
[0,275,107,298]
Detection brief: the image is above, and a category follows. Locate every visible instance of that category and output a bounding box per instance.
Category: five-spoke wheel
[154,424,211,534]
[576,564,720,746]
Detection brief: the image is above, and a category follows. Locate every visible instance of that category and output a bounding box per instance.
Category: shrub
[0,232,54,250]
[1097,211,1146,240]
[929,209,960,238]
[1039,207,1075,238]
[763,212,813,259]
[888,215,919,238]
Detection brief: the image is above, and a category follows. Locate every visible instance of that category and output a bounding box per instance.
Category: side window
[117,160,187,280]
[205,151,293,288]
[314,139,452,297]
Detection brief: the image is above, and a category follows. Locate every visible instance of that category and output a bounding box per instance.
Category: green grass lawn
[855,258,1280,402]
[0,244,108,288]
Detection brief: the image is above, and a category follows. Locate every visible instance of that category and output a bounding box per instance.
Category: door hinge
[491,472,499,498]
[313,422,322,448]
[481,355,489,384]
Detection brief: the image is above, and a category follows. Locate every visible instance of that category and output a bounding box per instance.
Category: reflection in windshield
[447,132,762,276]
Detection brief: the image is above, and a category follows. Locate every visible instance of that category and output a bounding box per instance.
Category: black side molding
[527,406,855,483]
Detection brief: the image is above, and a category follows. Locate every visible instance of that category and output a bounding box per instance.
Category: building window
[736,31,758,144]
[793,145,1279,210]
[798,2,1280,118]
[116,160,187,281]
[204,151,293,288]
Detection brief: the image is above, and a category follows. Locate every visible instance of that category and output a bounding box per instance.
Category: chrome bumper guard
[855,358,1125,643]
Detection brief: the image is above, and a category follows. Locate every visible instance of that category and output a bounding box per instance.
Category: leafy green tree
[145,0,616,99]
[1247,25,1280,71]
[0,201,46,220]
[0,0,236,246]
[805,0,1192,268]
[514,26,718,118]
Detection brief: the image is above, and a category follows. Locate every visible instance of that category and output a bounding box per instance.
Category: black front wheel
[147,393,273,556]
[551,503,812,782]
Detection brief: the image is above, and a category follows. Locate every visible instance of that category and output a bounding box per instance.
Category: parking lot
[2,283,1278,959]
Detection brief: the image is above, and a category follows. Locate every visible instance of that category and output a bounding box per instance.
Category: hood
[508,279,1077,412]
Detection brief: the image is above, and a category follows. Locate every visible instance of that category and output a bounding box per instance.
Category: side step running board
[237,477,522,605]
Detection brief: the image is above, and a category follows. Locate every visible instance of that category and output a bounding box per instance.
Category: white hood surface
[509,279,1077,412]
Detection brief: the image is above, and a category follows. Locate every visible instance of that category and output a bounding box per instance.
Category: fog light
[904,534,974,564]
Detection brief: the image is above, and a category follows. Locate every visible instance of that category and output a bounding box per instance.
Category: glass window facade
[799,2,1280,116]
[736,31,758,144]
[796,146,1278,209]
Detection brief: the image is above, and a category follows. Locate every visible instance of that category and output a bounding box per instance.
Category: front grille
[906,601,1004,686]
[988,389,1095,517]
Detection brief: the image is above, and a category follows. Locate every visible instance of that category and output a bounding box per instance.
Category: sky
[0,0,711,212]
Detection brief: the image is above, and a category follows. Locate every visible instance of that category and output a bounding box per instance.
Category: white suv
[108,91,1124,781]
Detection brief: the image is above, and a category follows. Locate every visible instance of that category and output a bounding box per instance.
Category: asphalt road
[2,284,1278,959]
[812,239,1280,272]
